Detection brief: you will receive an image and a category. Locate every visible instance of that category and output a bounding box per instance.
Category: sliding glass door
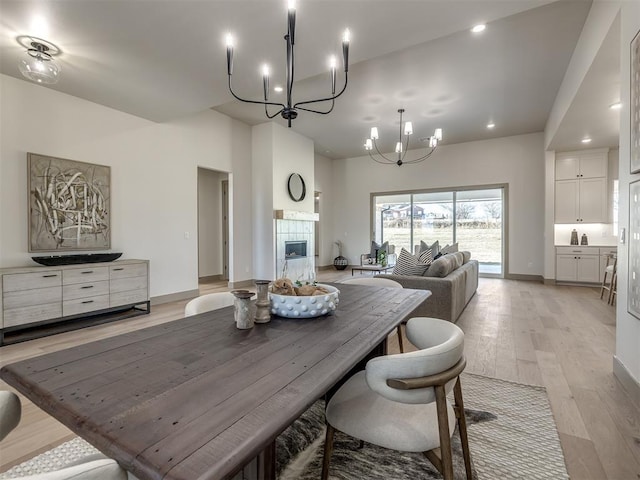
[373,186,504,276]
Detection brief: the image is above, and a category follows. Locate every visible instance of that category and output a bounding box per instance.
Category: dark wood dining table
[0,283,430,480]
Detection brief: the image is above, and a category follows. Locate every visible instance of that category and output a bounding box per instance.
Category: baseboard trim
[316,265,334,271]
[199,274,224,282]
[504,273,544,282]
[228,279,256,289]
[543,278,556,285]
[151,289,199,306]
[613,355,640,406]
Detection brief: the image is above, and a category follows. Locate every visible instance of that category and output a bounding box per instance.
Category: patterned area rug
[0,373,569,480]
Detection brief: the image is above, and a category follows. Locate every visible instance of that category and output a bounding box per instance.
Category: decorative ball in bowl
[269,281,340,319]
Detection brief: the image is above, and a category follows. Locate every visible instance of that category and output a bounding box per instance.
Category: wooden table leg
[258,440,276,480]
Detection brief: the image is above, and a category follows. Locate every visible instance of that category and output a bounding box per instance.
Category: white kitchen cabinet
[555,149,608,224]
[556,247,600,283]
[555,149,608,180]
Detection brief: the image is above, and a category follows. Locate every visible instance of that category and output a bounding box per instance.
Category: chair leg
[454,378,473,480]
[434,385,454,480]
[321,424,335,480]
[397,324,404,353]
[600,270,609,299]
[608,273,617,305]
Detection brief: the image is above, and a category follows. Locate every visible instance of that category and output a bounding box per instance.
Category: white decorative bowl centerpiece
[269,280,340,318]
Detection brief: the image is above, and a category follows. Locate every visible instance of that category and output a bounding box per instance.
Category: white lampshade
[364,139,373,150]
[429,136,437,148]
[370,127,379,140]
[404,121,413,135]
[434,128,443,141]
[395,142,402,153]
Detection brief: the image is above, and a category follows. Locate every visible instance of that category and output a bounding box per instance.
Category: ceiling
[0,0,619,160]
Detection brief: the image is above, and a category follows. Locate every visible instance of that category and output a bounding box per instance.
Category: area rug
[0,373,569,480]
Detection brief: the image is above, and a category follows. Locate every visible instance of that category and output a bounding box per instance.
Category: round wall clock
[287,173,306,202]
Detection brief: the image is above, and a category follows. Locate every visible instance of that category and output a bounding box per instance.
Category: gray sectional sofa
[378,258,478,323]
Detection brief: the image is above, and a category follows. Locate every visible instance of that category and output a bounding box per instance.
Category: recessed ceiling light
[487,122,495,129]
[609,102,622,110]
[274,86,283,93]
[471,24,486,33]
[582,137,592,144]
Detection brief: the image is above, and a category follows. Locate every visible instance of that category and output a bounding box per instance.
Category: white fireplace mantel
[274,210,319,221]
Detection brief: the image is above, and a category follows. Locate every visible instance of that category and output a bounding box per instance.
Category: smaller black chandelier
[364,109,442,166]
[225,0,350,127]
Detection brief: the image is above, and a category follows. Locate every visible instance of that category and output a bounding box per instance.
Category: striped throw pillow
[392,248,431,276]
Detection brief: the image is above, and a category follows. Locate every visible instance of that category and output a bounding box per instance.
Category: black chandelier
[225,0,350,127]
[364,109,442,166]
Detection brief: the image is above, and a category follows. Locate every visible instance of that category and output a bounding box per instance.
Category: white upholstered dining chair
[184,292,235,317]
[1,391,133,480]
[340,277,406,352]
[321,317,472,480]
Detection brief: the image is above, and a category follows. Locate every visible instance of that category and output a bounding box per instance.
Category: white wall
[251,122,315,280]
[0,74,253,298]
[197,168,226,277]
[615,0,640,388]
[314,154,336,267]
[333,133,545,275]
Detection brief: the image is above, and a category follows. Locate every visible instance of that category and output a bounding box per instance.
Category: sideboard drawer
[3,271,62,292]
[63,267,109,285]
[3,286,62,310]
[110,289,148,307]
[110,263,147,280]
[63,295,110,317]
[4,303,62,328]
[63,281,109,301]
[110,275,147,294]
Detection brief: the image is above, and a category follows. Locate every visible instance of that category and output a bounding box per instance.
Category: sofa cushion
[452,251,464,268]
[461,251,471,264]
[392,248,431,276]
[424,254,458,278]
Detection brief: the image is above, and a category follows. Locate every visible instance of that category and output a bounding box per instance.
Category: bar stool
[600,253,617,304]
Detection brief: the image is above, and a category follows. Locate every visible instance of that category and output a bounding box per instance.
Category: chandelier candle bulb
[404,121,413,135]
[225,34,234,75]
[370,127,379,140]
[330,55,337,94]
[342,29,350,72]
[365,138,373,150]
[262,64,270,101]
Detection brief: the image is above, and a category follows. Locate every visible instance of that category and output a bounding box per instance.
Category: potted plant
[333,241,348,270]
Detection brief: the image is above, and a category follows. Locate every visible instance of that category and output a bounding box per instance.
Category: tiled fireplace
[275,210,318,283]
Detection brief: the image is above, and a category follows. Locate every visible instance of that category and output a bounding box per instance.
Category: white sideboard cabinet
[0,259,149,345]
[554,149,609,223]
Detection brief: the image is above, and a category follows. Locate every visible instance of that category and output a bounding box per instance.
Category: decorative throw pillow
[441,242,459,255]
[392,248,431,276]
[369,241,389,259]
[420,240,440,258]
[461,251,471,264]
[418,248,433,264]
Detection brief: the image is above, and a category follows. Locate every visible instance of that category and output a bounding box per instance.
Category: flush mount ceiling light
[487,122,495,129]
[364,109,442,166]
[16,35,61,84]
[582,137,592,144]
[225,0,350,127]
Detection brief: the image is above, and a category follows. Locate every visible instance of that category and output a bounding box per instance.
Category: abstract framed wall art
[631,29,640,173]
[629,179,640,319]
[28,153,111,252]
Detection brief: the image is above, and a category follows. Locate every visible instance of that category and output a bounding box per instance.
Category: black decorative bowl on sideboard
[32,252,123,266]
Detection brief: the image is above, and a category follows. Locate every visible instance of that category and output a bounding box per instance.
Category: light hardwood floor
[1,272,639,479]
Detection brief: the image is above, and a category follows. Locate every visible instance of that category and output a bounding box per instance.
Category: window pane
[374,194,412,253]
[413,192,454,250]
[456,189,502,275]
